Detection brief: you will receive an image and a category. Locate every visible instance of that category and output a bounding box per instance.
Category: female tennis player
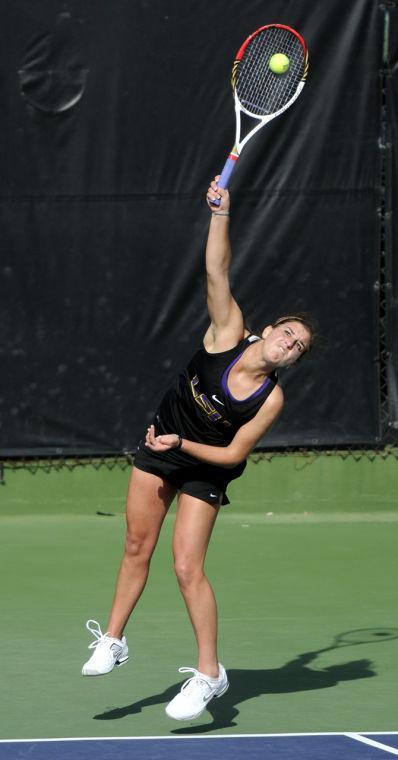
[82,177,314,721]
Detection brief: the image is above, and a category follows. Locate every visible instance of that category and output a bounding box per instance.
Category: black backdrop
[0,0,396,456]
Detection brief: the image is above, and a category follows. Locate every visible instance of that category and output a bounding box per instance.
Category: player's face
[261,321,311,368]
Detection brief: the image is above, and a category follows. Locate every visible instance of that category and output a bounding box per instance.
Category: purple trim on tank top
[221,348,271,404]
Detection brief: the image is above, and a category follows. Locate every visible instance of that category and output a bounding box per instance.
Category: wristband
[212,210,230,216]
[175,435,183,449]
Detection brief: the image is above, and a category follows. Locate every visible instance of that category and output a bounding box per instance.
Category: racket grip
[211,154,239,207]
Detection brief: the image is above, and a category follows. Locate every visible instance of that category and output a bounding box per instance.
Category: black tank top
[148,334,278,467]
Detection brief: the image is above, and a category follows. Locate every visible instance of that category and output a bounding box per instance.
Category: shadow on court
[93,649,375,732]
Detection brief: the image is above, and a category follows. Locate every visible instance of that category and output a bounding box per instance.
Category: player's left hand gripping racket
[212,23,309,205]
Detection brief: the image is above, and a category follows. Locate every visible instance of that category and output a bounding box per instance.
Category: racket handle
[211,154,239,207]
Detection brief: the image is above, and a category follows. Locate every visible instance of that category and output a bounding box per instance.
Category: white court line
[1,732,397,744]
[346,733,398,756]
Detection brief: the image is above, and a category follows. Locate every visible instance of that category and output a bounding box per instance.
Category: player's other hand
[206,176,230,213]
[145,424,180,452]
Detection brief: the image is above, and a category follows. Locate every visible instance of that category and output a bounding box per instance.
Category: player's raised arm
[203,177,245,353]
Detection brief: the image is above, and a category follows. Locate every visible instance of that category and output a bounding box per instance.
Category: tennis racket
[212,23,309,205]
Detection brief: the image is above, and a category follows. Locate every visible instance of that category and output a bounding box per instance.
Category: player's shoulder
[270,383,284,406]
[259,382,284,416]
[243,382,284,438]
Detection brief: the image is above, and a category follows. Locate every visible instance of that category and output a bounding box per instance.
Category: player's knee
[174,556,201,590]
[124,530,154,562]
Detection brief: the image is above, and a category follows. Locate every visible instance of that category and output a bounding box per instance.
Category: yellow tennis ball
[269,53,290,74]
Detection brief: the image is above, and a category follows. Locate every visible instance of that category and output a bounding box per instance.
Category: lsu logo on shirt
[190,375,231,427]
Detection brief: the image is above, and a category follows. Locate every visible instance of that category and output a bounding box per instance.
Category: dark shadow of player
[93,649,375,732]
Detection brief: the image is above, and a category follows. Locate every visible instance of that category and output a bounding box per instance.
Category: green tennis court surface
[1,455,397,740]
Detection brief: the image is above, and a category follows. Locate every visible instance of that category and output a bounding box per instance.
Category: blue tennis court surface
[1,733,398,759]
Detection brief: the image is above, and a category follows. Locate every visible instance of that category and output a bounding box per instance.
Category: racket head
[335,628,398,646]
[231,24,309,118]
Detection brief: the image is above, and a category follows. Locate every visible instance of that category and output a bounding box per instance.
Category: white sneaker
[165,664,229,721]
[81,619,129,676]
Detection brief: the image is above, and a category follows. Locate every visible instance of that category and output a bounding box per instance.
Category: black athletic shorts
[134,444,246,506]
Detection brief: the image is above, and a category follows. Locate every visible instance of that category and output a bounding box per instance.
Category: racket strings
[236,27,306,116]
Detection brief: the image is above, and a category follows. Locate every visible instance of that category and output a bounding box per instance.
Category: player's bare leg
[82,468,176,675]
[107,467,177,637]
[172,493,221,678]
[165,493,228,720]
